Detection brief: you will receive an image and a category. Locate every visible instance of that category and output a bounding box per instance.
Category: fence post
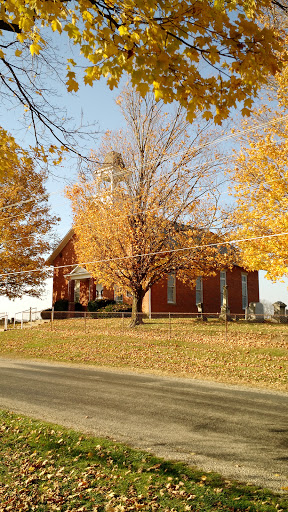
[225,314,228,343]
[122,312,124,330]
[169,313,171,340]
[84,311,87,333]
[51,307,54,331]
[21,311,23,329]
[4,315,7,331]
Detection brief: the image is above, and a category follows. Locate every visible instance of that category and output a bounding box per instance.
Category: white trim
[114,285,123,303]
[167,273,176,304]
[64,265,92,280]
[195,277,203,305]
[148,288,151,319]
[74,279,80,302]
[241,273,248,310]
[96,283,103,299]
[220,270,226,307]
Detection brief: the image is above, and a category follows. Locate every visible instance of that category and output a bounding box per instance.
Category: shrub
[53,299,69,311]
[40,308,52,319]
[74,302,83,311]
[100,303,132,313]
[88,299,115,312]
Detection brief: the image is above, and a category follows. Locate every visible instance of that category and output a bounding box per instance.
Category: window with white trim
[167,273,176,304]
[195,277,203,305]
[114,286,123,303]
[242,273,248,310]
[96,283,103,299]
[220,271,226,306]
[74,279,80,302]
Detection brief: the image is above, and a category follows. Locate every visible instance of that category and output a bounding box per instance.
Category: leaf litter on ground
[0,410,287,512]
[0,318,287,391]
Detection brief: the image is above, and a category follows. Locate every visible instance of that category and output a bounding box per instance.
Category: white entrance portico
[64,266,92,303]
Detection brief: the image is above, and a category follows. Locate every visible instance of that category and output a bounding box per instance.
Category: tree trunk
[129,289,145,327]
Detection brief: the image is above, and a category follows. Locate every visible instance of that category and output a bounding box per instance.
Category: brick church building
[46,228,259,315]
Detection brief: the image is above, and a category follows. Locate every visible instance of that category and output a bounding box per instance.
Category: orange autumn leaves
[0,128,58,298]
[67,89,232,316]
[0,0,286,123]
[229,52,288,282]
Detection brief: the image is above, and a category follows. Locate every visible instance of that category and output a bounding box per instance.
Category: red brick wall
[202,267,259,314]
[51,236,259,314]
[151,276,197,314]
[226,267,259,313]
[52,235,77,304]
[150,267,259,315]
[51,236,127,307]
[79,280,89,305]
[51,236,97,307]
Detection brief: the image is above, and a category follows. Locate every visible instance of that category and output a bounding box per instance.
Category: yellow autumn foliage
[67,89,233,322]
[0,128,59,298]
[0,0,286,123]
[230,13,288,282]
[229,111,288,281]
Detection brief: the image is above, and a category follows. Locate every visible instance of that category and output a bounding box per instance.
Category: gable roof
[46,225,244,272]
[45,228,75,265]
[64,265,92,280]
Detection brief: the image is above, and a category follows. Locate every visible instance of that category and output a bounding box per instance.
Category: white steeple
[95,151,127,192]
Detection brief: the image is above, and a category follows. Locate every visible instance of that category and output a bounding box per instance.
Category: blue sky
[0,75,125,317]
[0,62,288,317]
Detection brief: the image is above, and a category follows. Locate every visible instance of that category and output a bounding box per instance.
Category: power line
[1,114,287,257]
[0,234,53,246]
[90,112,288,180]
[1,231,288,279]
[1,112,285,213]
[0,158,227,225]
[0,110,286,215]
[0,188,65,212]
[0,198,36,211]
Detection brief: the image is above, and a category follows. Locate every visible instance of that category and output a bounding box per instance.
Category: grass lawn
[0,318,287,391]
[0,409,287,512]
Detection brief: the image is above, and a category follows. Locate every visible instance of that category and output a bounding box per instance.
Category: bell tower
[95,151,127,192]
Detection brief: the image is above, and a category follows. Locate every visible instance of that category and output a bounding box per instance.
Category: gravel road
[0,357,287,492]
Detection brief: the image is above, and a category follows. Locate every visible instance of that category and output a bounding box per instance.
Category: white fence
[0,312,8,330]
[13,307,40,328]
[2,307,285,342]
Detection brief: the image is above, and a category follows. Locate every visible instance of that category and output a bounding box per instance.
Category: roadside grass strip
[0,319,287,391]
[0,410,287,512]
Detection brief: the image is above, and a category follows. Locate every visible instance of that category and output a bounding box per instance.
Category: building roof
[64,265,92,280]
[45,228,75,265]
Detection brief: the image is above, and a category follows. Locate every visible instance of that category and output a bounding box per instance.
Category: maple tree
[0,128,59,298]
[229,106,288,282]
[0,8,98,164]
[67,88,233,325]
[0,1,286,127]
[229,4,288,284]
[0,31,93,165]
